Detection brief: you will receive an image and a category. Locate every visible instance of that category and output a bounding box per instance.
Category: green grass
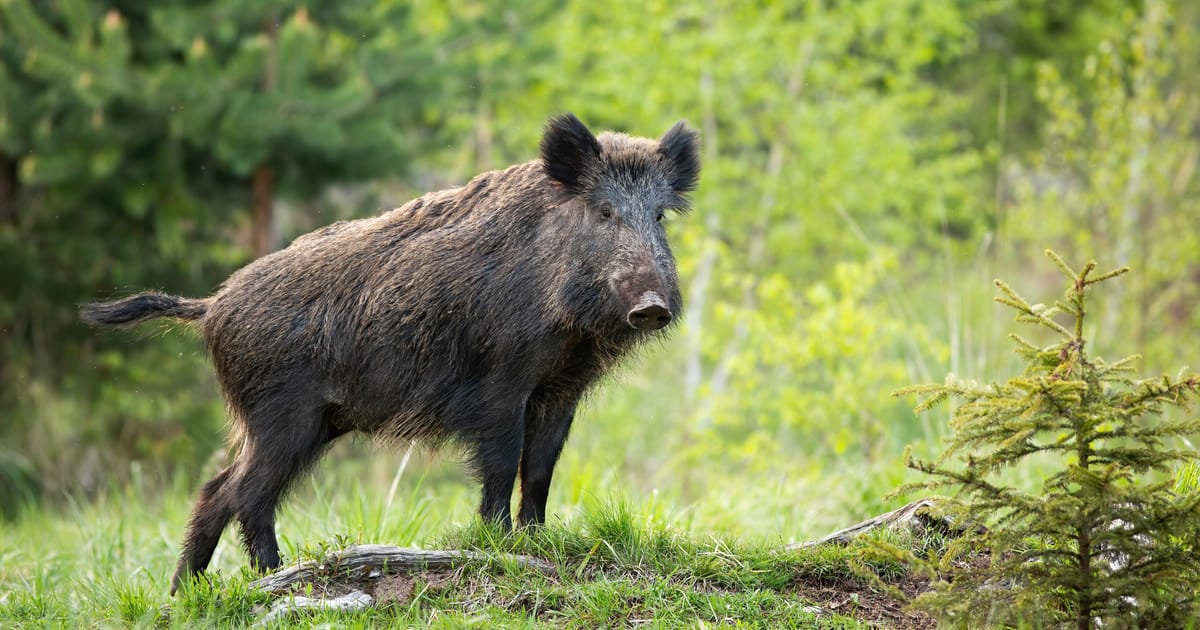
[0,460,924,628]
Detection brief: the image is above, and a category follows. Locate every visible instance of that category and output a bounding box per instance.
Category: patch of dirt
[280,567,461,606]
[372,574,416,605]
[789,572,936,630]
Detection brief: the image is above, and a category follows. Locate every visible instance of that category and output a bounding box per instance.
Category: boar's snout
[627,291,672,330]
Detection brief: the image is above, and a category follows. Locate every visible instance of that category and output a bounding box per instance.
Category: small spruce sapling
[895,251,1200,628]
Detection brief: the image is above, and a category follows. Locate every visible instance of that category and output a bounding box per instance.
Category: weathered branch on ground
[249,544,557,594]
[251,590,373,628]
[786,498,970,550]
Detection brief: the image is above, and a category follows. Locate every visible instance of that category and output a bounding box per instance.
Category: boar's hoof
[627,293,672,330]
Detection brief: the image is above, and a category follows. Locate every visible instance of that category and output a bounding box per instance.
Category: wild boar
[81,113,700,593]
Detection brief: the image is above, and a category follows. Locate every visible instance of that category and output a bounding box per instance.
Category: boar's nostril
[627,292,673,331]
[628,306,671,330]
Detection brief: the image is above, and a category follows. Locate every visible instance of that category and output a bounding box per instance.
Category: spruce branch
[1045,249,1078,279]
[1081,266,1130,287]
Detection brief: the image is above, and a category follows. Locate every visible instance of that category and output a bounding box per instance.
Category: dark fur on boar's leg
[81,113,700,595]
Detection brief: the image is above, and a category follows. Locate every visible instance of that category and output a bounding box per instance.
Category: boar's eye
[598,205,613,220]
[655,211,665,223]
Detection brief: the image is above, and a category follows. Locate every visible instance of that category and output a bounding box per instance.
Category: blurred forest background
[1,0,1197,542]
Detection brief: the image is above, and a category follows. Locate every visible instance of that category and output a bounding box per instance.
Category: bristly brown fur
[81,113,701,595]
[80,292,209,327]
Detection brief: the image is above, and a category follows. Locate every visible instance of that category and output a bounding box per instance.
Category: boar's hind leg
[517,402,578,527]
[231,400,346,574]
[171,465,237,595]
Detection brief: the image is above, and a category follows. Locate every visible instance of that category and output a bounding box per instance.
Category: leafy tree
[1000,0,1200,370]
[937,0,1142,153]
[898,251,1200,627]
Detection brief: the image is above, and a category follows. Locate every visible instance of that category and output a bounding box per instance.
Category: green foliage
[936,0,1141,153]
[0,448,39,520]
[897,251,1200,627]
[661,251,945,489]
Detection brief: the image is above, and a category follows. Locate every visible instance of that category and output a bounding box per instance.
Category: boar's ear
[659,121,700,196]
[540,113,602,195]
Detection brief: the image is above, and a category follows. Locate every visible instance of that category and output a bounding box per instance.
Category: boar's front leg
[470,394,529,529]
[517,401,578,527]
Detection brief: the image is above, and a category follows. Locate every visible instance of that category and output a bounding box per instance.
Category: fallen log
[251,590,373,627]
[249,544,557,594]
[785,498,970,550]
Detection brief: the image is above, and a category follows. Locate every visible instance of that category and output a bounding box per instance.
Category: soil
[787,571,936,630]
[278,566,461,605]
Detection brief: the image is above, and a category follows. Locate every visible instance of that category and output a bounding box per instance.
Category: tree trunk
[251,164,275,259]
[249,15,279,260]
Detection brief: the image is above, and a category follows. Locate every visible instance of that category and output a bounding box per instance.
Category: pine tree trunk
[251,164,275,259]
[1077,525,1092,630]
[249,14,279,260]
[1077,431,1092,630]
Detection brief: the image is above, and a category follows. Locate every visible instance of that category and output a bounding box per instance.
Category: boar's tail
[80,292,209,327]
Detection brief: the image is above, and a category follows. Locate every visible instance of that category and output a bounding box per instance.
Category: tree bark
[249,545,557,594]
[249,15,279,260]
[251,164,275,259]
[783,499,969,550]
